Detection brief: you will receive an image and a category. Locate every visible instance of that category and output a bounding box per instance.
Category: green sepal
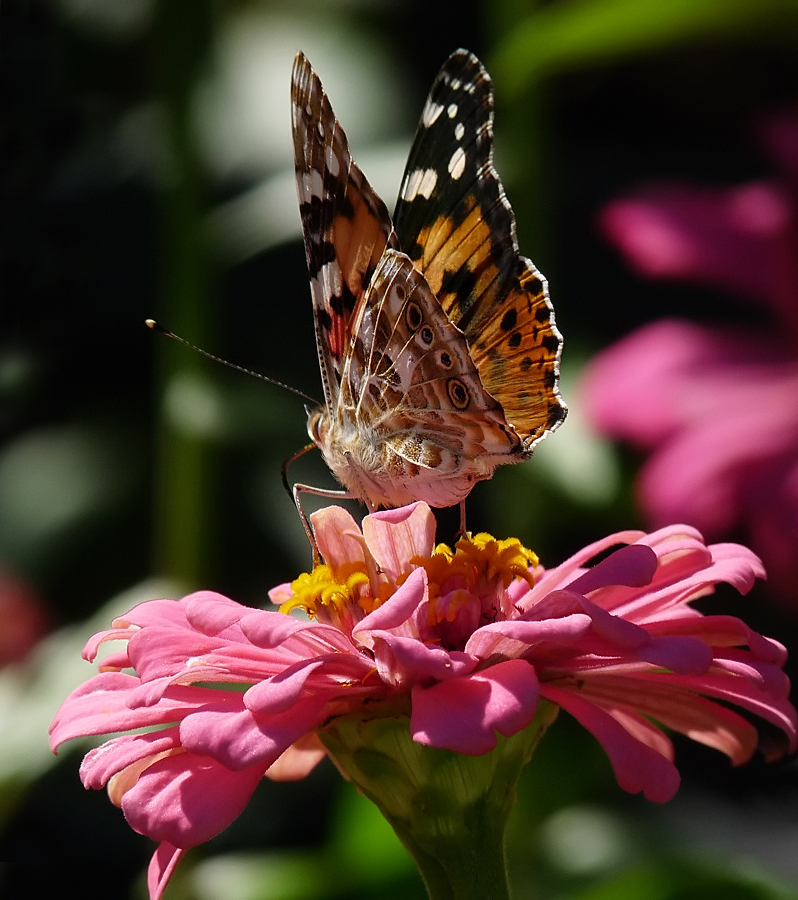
[319,697,558,900]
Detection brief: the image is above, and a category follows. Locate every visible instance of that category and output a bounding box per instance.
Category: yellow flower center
[279,562,373,619]
[413,533,538,597]
[279,532,537,628]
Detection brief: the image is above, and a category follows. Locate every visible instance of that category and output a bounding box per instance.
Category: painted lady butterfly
[291,50,566,535]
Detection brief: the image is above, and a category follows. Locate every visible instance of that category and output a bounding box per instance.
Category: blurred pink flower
[50,503,796,899]
[583,116,798,600]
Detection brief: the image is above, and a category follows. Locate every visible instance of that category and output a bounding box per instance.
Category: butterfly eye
[447,378,470,409]
[438,351,453,369]
[308,408,325,442]
[405,301,423,331]
[419,326,434,346]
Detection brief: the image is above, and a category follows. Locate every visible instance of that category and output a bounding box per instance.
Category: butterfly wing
[331,247,521,506]
[291,52,398,410]
[341,248,519,451]
[393,50,567,451]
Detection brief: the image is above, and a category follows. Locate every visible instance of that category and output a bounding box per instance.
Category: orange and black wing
[392,49,566,449]
[291,52,399,411]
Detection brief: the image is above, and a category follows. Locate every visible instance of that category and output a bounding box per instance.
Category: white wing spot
[325,145,340,177]
[447,103,458,119]
[454,122,465,141]
[448,147,466,180]
[312,260,342,300]
[401,167,438,201]
[422,100,444,127]
[451,78,462,89]
[303,169,325,200]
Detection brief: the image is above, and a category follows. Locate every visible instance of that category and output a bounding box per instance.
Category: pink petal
[50,675,232,749]
[371,631,475,685]
[96,648,132,671]
[268,581,293,606]
[179,693,330,770]
[638,406,797,535]
[541,685,680,802]
[606,544,765,622]
[122,752,267,846]
[645,614,785,663]
[519,530,648,607]
[654,672,798,751]
[352,567,428,647]
[411,659,539,754]
[80,728,181,790]
[580,673,757,760]
[712,650,790,696]
[362,502,437,580]
[126,629,228,682]
[649,692,758,763]
[83,627,136,662]
[567,545,657,595]
[631,635,712,674]
[608,707,675,758]
[582,320,779,444]
[239,610,311,648]
[265,733,328,781]
[311,506,366,569]
[244,658,327,714]
[529,591,648,650]
[116,596,195,629]
[148,843,185,900]
[465,613,592,659]
[185,593,250,637]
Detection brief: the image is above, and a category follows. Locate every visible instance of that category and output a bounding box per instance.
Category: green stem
[320,699,558,900]
[387,792,512,900]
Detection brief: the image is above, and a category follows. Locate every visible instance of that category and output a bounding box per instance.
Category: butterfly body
[292,50,565,515]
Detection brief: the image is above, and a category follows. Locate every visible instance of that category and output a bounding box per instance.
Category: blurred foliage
[3,0,798,898]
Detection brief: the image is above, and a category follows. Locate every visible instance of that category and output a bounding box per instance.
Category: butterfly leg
[457,499,468,540]
[292,482,359,565]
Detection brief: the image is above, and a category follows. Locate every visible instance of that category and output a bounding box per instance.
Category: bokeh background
[4,0,798,898]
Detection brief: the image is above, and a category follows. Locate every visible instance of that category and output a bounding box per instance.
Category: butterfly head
[306,405,329,449]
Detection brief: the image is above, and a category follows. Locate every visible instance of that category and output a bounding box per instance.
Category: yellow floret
[279,562,372,618]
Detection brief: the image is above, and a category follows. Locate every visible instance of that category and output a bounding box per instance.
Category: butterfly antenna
[146,319,319,405]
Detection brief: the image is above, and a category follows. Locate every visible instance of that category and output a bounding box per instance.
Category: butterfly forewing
[392,50,566,450]
[291,52,398,409]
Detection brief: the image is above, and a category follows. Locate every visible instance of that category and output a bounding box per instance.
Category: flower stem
[386,793,513,900]
[320,699,558,900]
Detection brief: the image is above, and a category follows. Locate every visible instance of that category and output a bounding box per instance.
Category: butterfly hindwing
[341,249,521,459]
[392,50,566,450]
[291,52,398,410]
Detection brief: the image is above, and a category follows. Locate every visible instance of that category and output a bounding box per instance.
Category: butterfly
[290,49,566,542]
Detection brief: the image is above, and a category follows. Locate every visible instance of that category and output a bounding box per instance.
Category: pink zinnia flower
[50,503,796,899]
[582,112,798,601]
